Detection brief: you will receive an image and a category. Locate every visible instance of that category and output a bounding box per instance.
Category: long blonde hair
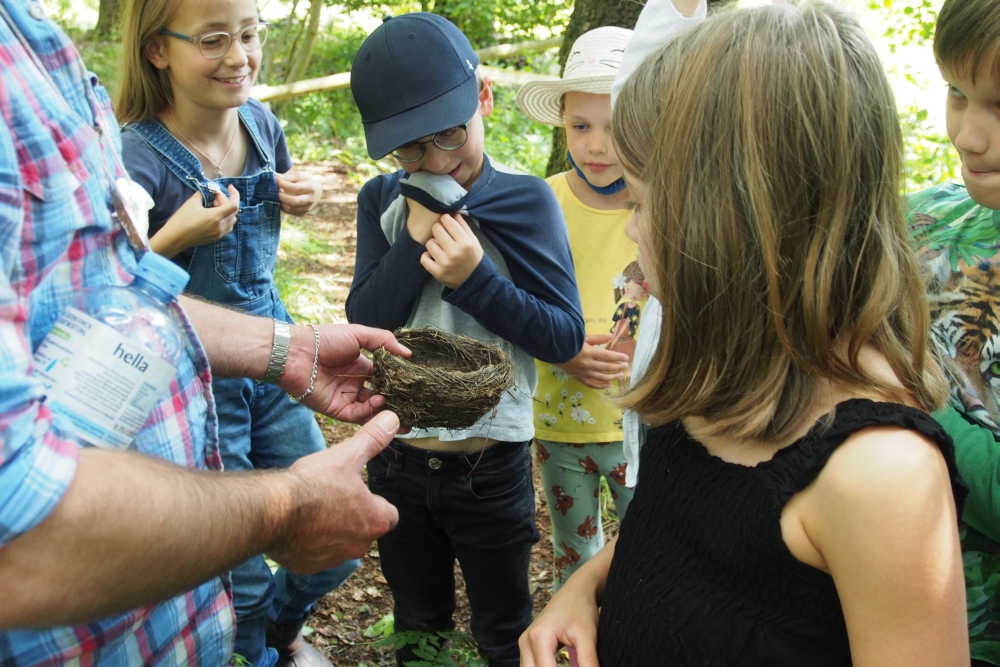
[613,2,947,442]
[114,0,180,123]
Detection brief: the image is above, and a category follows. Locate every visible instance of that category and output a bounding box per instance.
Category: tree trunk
[283,0,324,85]
[544,0,643,177]
[273,0,324,115]
[93,0,120,41]
[259,0,302,85]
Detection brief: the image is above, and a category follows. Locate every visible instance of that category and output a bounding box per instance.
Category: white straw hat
[517,26,633,127]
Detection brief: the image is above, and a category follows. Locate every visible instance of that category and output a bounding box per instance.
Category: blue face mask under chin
[566,151,627,195]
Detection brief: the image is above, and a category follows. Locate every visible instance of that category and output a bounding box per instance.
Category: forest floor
[281,162,598,666]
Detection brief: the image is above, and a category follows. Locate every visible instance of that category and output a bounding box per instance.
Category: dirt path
[286,163,561,666]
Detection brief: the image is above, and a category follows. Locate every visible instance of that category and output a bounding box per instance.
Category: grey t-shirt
[121,98,292,270]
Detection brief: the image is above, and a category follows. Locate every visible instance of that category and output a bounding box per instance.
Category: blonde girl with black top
[519,2,970,666]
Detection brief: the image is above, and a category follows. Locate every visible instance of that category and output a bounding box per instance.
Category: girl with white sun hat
[517,28,642,625]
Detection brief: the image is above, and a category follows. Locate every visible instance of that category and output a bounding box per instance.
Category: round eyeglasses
[160,23,270,59]
[392,125,469,163]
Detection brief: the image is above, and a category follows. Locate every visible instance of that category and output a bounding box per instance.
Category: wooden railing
[251,35,562,103]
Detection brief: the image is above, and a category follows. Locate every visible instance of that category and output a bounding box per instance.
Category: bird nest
[371,328,514,430]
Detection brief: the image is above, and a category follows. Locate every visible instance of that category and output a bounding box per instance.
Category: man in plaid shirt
[0,0,403,663]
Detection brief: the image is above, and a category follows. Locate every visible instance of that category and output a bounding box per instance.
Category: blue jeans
[367,440,539,667]
[218,377,359,667]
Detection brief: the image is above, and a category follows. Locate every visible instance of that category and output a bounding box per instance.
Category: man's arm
[0,410,400,630]
[179,295,410,423]
[0,290,406,630]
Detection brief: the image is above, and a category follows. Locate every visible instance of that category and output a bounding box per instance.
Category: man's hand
[405,197,440,245]
[277,170,322,216]
[266,411,401,573]
[280,324,411,424]
[149,186,240,258]
[557,334,630,389]
[420,213,484,289]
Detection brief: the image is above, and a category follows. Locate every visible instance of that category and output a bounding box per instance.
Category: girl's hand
[519,564,605,667]
[149,185,240,258]
[558,334,630,389]
[420,213,484,289]
[277,170,322,216]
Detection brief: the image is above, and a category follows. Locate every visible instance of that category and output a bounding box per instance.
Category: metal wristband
[261,320,291,384]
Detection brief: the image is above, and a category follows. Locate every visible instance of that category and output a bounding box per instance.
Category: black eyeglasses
[160,22,270,59]
[392,125,469,162]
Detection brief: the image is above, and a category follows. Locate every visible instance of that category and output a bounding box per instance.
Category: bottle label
[32,307,177,449]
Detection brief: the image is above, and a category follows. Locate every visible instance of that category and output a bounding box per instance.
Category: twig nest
[372,328,514,430]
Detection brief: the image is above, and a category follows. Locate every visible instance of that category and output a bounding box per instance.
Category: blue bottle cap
[134,252,190,298]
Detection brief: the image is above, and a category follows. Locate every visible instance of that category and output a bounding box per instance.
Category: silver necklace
[167,115,239,179]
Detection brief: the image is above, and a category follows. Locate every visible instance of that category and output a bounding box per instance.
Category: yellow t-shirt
[533,173,648,443]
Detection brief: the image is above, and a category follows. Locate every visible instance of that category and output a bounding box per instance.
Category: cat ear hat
[516,26,633,127]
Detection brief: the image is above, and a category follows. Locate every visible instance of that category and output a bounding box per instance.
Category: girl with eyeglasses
[114,0,351,665]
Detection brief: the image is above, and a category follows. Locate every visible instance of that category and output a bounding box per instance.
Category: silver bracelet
[261,320,291,384]
[290,324,320,402]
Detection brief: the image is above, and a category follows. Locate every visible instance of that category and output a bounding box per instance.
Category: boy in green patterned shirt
[908,1,1000,664]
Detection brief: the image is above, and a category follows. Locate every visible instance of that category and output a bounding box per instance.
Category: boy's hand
[557,334,630,390]
[277,170,322,216]
[420,213,484,289]
[149,186,240,259]
[405,197,440,245]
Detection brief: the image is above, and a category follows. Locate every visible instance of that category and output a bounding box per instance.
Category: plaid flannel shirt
[0,0,234,663]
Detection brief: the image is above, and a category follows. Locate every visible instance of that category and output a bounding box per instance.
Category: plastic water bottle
[32,252,190,449]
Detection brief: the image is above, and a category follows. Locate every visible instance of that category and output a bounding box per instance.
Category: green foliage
[363,612,396,638]
[41,0,97,35]
[484,86,552,177]
[900,103,960,194]
[866,0,937,50]
[426,0,497,47]
[376,629,489,667]
[336,0,568,46]
[262,18,369,86]
[69,40,122,93]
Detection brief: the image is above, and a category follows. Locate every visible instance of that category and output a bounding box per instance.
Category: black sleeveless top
[596,399,967,667]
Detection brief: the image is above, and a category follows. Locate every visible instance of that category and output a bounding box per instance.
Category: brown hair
[114,0,181,124]
[935,0,1000,83]
[613,2,947,442]
[615,261,645,303]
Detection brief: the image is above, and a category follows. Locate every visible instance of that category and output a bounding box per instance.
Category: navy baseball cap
[351,13,481,160]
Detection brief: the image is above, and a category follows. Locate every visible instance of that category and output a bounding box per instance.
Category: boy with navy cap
[348,13,585,667]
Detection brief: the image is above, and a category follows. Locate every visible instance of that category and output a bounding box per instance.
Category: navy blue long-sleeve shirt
[346,156,584,364]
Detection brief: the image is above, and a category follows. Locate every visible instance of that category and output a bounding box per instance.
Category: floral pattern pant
[534,439,634,590]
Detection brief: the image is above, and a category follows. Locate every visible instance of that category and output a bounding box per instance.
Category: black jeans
[367,439,539,667]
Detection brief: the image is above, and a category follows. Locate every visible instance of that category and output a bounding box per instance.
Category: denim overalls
[125,105,357,667]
